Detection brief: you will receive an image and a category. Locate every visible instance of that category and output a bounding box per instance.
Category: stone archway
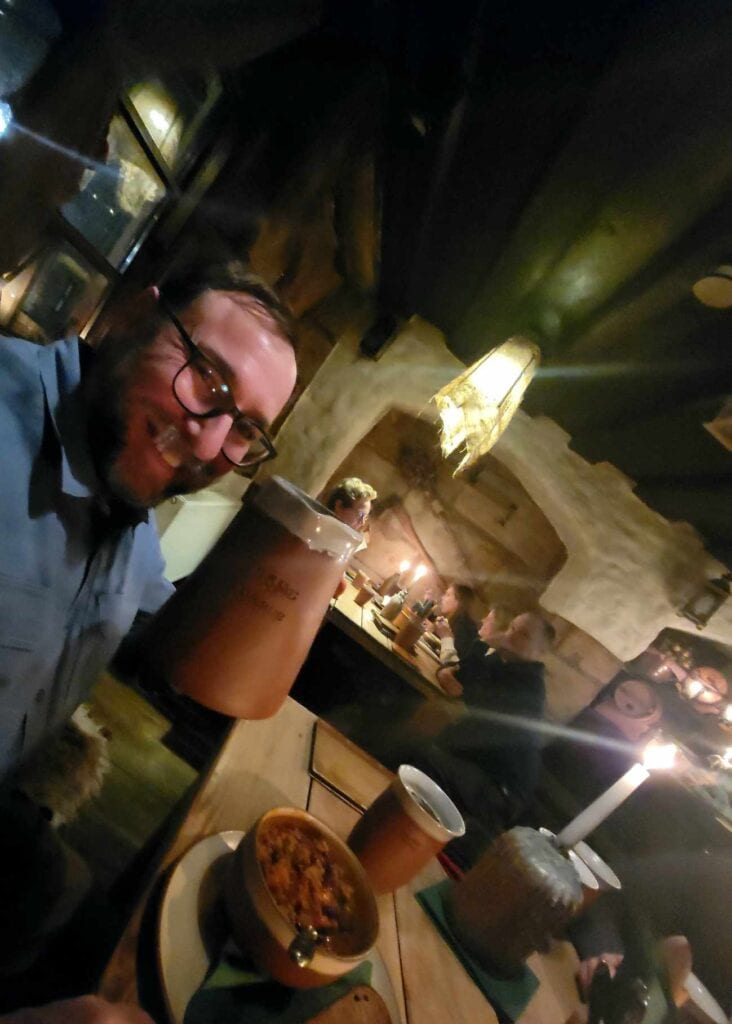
[260,315,731,660]
[259,312,464,496]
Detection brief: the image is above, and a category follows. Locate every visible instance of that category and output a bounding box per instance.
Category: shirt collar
[39,338,100,500]
[39,339,148,526]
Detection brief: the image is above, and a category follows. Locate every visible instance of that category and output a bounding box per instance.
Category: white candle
[555,762,649,849]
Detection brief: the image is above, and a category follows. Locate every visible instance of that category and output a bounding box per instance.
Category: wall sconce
[678,572,732,630]
[433,336,540,473]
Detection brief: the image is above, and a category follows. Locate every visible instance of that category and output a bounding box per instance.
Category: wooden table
[99,699,581,1024]
[328,581,458,704]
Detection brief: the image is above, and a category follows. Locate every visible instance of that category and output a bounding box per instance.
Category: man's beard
[84,338,219,511]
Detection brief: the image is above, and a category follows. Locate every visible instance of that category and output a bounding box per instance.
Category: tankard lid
[254,476,361,562]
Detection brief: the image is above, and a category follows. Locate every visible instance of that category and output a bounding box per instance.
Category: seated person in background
[542,675,662,808]
[432,582,479,665]
[569,849,732,1015]
[409,611,555,867]
[324,477,378,597]
[325,476,377,534]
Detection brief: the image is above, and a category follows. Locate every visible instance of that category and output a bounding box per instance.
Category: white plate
[572,840,622,892]
[157,830,400,1024]
[682,972,729,1024]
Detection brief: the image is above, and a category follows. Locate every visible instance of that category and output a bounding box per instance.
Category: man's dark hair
[160,260,297,349]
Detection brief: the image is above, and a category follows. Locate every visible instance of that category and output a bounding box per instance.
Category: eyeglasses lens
[223,420,270,466]
[173,356,274,468]
[174,359,226,416]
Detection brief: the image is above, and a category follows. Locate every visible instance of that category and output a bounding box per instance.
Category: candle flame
[723,704,732,722]
[399,560,412,573]
[642,741,678,771]
[412,564,428,583]
[685,678,704,699]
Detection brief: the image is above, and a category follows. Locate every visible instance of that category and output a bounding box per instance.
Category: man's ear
[141,284,160,310]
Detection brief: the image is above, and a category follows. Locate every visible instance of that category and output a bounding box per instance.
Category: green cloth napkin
[416,879,539,1022]
[184,941,373,1024]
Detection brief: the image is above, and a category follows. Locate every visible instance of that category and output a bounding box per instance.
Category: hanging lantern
[678,572,732,630]
[433,337,540,473]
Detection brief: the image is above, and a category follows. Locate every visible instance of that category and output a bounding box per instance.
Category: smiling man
[0,263,297,998]
[87,268,297,512]
[0,262,297,780]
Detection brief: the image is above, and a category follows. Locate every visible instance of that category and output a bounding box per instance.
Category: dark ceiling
[6,0,730,560]
[331,0,732,563]
[192,0,732,561]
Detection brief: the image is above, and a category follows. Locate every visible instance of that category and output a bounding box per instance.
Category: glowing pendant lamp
[434,336,540,473]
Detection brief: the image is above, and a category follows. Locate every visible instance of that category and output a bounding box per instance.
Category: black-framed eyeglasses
[160,300,277,468]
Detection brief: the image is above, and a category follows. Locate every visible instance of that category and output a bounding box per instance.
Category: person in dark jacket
[409,611,555,867]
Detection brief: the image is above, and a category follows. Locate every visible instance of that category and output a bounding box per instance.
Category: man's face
[95,289,297,508]
[493,613,544,661]
[334,496,371,531]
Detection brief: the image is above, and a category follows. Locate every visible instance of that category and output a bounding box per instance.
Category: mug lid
[254,476,361,562]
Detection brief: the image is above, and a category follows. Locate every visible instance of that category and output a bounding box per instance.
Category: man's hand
[436,666,463,698]
[433,616,453,639]
[1,995,155,1024]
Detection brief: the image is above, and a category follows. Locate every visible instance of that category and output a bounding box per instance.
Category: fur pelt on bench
[14,706,110,827]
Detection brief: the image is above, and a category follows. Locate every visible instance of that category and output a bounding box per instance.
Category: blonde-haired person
[325,477,377,533]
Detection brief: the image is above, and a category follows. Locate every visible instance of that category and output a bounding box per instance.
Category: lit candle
[684,677,704,700]
[723,704,732,723]
[411,564,428,585]
[399,560,412,574]
[555,741,677,849]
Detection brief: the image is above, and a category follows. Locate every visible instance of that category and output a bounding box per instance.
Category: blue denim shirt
[0,336,174,777]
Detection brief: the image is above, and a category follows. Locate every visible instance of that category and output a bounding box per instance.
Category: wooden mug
[347,765,465,893]
[140,477,361,718]
[354,585,375,607]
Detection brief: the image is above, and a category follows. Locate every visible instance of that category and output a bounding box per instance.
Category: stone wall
[322,408,566,610]
[259,309,732,663]
[491,413,732,659]
[317,407,622,722]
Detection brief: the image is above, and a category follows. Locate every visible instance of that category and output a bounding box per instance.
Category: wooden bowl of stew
[225,807,380,988]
